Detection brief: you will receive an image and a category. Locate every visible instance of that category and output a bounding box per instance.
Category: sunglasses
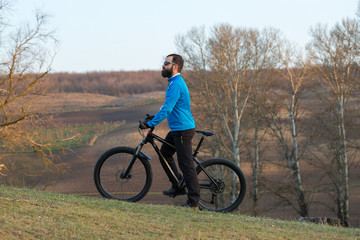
[163,61,176,66]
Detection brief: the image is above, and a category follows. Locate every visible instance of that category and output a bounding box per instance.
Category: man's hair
[167,54,184,72]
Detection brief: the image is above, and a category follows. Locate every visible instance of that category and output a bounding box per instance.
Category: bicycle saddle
[196,130,215,136]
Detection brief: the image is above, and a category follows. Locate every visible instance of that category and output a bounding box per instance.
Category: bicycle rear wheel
[196,158,246,212]
[94,147,152,202]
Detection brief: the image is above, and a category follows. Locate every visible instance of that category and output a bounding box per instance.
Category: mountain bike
[94,120,246,212]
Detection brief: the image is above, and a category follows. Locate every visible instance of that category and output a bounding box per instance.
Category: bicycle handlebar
[139,115,215,137]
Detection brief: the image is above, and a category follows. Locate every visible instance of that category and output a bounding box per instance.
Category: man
[139,54,200,209]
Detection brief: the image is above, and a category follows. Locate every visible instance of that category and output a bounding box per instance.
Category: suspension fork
[121,128,155,178]
[122,128,157,178]
[121,142,145,178]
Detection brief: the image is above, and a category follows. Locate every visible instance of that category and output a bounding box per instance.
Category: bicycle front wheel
[94,147,152,202]
[196,158,246,212]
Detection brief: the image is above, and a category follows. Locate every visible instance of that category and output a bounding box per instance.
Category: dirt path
[53,103,162,126]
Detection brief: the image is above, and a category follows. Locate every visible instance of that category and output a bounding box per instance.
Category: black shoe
[162,187,187,198]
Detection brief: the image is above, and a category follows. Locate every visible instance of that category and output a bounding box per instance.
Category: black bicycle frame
[122,127,219,189]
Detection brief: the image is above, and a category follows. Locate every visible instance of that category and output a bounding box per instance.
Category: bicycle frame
[94,124,246,212]
[121,127,220,191]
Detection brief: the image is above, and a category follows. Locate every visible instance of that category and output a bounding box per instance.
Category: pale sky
[10,0,359,72]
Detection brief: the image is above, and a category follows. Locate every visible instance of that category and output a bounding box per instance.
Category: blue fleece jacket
[147,74,195,131]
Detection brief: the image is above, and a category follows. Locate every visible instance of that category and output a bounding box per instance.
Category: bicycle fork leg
[122,144,143,178]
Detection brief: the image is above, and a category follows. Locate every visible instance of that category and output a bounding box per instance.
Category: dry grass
[24,92,165,113]
[1,186,359,240]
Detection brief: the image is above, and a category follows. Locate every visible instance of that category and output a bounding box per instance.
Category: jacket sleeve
[147,81,180,127]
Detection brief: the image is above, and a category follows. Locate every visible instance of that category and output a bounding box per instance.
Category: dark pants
[160,129,200,206]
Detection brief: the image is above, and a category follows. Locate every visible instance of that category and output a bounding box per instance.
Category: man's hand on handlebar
[138,114,154,129]
[139,121,150,129]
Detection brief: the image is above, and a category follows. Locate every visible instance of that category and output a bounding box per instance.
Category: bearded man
[139,54,199,210]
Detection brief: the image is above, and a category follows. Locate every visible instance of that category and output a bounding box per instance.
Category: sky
[9,0,360,73]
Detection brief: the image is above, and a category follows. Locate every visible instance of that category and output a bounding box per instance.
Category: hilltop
[0,186,359,240]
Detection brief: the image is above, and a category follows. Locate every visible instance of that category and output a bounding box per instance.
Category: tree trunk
[252,121,259,216]
[289,91,308,217]
[338,98,350,226]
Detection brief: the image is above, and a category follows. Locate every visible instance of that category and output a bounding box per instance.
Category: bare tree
[0,1,62,178]
[246,74,271,216]
[177,24,279,164]
[177,24,282,208]
[307,97,360,226]
[262,40,312,217]
[306,18,360,227]
[244,28,282,215]
[175,26,221,158]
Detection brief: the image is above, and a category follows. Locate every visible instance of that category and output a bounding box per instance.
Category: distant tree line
[45,71,165,96]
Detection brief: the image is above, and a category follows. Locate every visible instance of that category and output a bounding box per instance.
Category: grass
[31,92,164,113]
[0,186,359,240]
[0,121,125,153]
[40,121,126,149]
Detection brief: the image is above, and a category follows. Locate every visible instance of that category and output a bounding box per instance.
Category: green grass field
[0,186,359,240]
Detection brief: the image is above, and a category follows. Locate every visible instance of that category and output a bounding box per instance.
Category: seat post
[193,135,205,158]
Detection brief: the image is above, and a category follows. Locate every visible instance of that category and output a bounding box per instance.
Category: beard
[161,66,173,78]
